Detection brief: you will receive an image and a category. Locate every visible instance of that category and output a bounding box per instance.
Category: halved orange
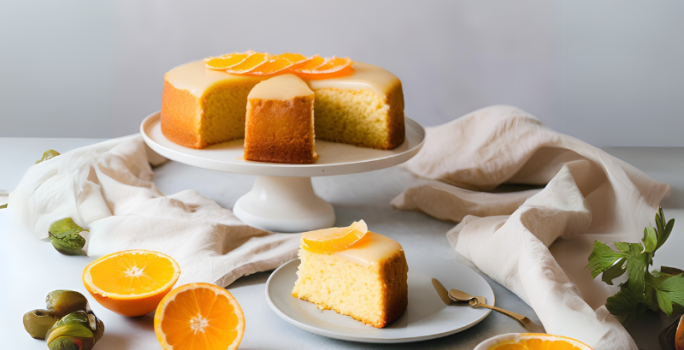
[205,51,254,70]
[154,283,245,350]
[482,333,593,350]
[302,220,368,253]
[82,249,180,317]
[226,52,269,74]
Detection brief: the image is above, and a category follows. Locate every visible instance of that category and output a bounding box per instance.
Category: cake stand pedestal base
[233,176,335,233]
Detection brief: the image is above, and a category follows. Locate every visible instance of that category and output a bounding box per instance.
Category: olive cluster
[23,290,104,350]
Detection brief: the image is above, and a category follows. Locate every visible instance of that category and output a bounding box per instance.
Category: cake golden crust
[160,79,203,149]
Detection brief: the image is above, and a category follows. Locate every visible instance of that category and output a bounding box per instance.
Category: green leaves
[589,207,683,323]
[36,149,60,164]
[48,218,87,256]
[643,227,657,253]
[605,289,648,324]
[655,207,675,251]
[588,241,647,291]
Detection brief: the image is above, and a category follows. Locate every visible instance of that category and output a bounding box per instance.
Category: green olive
[22,309,59,339]
[46,290,90,318]
[46,311,104,350]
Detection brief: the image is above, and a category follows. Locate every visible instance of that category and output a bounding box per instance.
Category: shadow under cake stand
[141,111,425,232]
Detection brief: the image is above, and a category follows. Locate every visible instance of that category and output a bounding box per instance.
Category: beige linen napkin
[392,106,669,350]
[9,135,299,287]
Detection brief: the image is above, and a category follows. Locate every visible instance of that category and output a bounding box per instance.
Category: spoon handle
[471,300,545,333]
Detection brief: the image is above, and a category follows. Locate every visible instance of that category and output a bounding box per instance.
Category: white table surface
[1,137,682,349]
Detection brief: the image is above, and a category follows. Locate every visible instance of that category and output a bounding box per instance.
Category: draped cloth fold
[392,106,669,350]
[9,135,299,287]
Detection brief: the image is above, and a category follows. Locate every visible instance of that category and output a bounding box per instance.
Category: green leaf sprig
[48,218,87,256]
[588,207,684,324]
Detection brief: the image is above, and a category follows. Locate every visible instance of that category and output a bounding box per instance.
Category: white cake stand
[141,111,425,232]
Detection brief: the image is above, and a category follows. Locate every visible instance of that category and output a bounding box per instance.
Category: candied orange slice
[246,55,294,75]
[82,249,181,317]
[302,220,368,253]
[295,56,352,74]
[488,333,592,350]
[278,52,309,65]
[226,52,269,74]
[154,283,245,350]
[205,51,254,70]
[290,55,326,74]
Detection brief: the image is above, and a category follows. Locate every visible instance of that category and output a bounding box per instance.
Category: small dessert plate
[265,251,494,343]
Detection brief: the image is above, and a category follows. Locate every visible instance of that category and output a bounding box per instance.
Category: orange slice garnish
[226,52,269,74]
[278,52,309,65]
[205,51,254,70]
[204,52,355,77]
[290,55,326,74]
[82,249,181,317]
[246,55,294,75]
[488,333,593,350]
[305,56,352,74]
[154,283,245,350]
[302,220,368,253]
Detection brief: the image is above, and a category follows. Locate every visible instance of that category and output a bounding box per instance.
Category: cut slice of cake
[244,74,317,164]
[291,221,409,328]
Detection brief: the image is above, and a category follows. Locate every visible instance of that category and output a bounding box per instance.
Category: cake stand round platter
[141,111,426,232]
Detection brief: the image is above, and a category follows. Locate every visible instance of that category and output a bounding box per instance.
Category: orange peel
[302,220,368,253]
[205,50,254,70]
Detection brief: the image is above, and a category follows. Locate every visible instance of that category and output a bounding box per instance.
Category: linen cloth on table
[9,134,299,287]
[392,105,669,350]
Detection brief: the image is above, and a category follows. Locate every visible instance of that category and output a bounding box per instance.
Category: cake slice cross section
[244,74,318,164]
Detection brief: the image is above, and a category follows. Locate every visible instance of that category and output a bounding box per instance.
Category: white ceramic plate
[140,111,425,177]
[265,251,494,343]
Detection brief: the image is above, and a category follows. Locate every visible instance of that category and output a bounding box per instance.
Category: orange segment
[297,56,352,74]
[154,283,245,350]
[246,55,294,75]
[83,249,181,317]
[489,334,592,350]
[278,52,309,65]
[205,51,254,70]
[290,55,326,74]
[226,52,269,74]
[302,220,368,253]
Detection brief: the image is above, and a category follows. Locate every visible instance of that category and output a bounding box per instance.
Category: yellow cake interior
[291,231,409,328]
[244,74,317,163]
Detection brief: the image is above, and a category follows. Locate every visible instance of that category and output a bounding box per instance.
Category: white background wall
[1,0,683,147]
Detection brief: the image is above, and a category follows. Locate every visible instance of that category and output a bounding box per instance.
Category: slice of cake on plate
[244,74,317,164]
[291,220,409,328]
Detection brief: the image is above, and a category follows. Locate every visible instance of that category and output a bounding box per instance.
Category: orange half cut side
[154,283,245,350]
[489,333,593,350]
[82,249,181,317]
[302,220,368,253]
